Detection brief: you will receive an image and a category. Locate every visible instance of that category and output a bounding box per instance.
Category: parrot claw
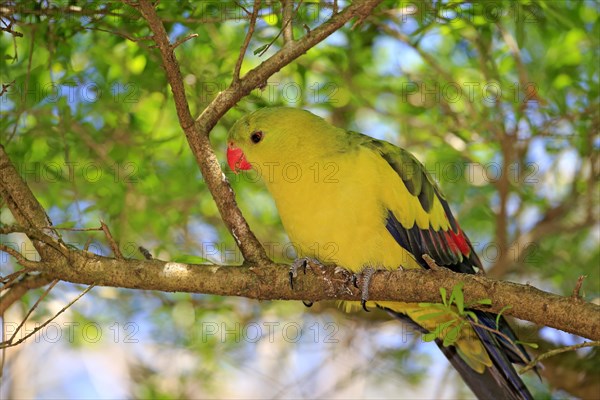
[302,300,313,308]
[358,267,376,312]
[351,274,359,288]
[289,257,323,290]
[289,258,307,289]
[361,299,370,312]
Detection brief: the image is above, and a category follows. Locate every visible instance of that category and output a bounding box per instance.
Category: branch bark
[0,143,65,313]
[3,242,598,341]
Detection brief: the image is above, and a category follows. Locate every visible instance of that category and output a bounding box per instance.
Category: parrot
[226,107,535,399]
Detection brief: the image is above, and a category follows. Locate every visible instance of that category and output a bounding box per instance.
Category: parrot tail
[383,308,534,400]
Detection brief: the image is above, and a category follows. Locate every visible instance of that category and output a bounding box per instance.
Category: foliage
[1,0,598,398]
[418,282,490,345]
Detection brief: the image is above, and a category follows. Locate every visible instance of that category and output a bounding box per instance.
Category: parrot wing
[360,135,481,273]
[359,136,535,400]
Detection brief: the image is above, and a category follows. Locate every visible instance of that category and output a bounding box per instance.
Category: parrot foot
[289,257,322,290]
[356,267,376,312]
[333,266,356,286]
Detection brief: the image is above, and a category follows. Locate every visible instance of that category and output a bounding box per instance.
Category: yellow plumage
[227,107,533,399]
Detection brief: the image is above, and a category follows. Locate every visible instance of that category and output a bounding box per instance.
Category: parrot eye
[250,131,263,144]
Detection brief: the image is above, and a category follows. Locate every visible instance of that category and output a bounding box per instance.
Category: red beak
[227,143,252,173]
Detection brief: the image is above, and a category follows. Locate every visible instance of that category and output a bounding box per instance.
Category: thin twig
[281,0,294,44]
[172,33,199,50]
[1,267,36,287]
[422,254,439,270]
[0,274,53,315]
[0,80,15,97]
[233,0,261,82]
[41,226,102,231]
[0,21,23,37]
[85,26,153,43]
[1,284,95,349]
[469,319,532,367]
[1,269,37,296]
[233,1,252,16]
[258,0,303,57]
[7,26,35,144]
[0,225,68,258]
[83,237,93,251]
[100,220,123,259]
[6,280,59,344]
[497,23,543,106]
[520,341,600,374]
[0,244,40,269]
[572,275,587,300]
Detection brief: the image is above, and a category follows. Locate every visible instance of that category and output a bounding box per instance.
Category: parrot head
[226,107,342,174]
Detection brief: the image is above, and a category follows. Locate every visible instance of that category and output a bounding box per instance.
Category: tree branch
[1,282,94,349]
[0,273,54,314]
[2,141,597,339]
[281,0,294,45]
[520,340,600,374]
[135,0,385,265]
[233,0,261,82]
[4,245,596,341]
[0,145,56,244]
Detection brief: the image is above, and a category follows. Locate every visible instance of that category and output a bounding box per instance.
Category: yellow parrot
[227,107,534,399]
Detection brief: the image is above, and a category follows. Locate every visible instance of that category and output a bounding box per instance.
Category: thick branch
[20,249,599,341]
[0,144,71,311]
[0,145,57,247]
[1,132,598,340]
[0,273,54,314]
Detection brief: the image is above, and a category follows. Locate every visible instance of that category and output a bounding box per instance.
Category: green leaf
[253,44,269,55]
[422,332,437,342]
[464,311,479,321]
[469,298,492,307]
[415,311,448,321]
[434,320,457,336]
[28,137,49,162]
[515,341,539,349]
[495,305,513,329]
[440,287,448,306]
[443,323,463,347]
[450,282,465,314]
